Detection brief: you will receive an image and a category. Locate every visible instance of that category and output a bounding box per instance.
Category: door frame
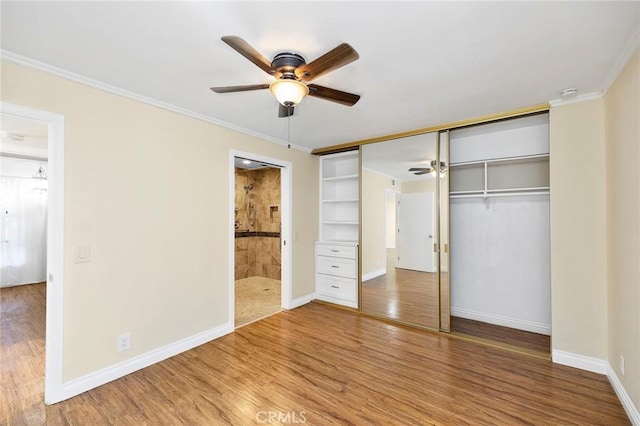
[384,188,400,250]
[1,102,65,404]
[228,149,292,327]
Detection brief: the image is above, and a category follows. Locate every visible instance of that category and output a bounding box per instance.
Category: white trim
[450,306,551,336]
[0,50,311,154]
[548,91,602,107]
[229,150,293,324]
[315,294,358,309]
[607,364,640,425]
[288,293,316,310]
[362,268,386,282]
[600,28,640,96]
[0,102,65,404]
[551,350,608,374]
[59,323,232,402]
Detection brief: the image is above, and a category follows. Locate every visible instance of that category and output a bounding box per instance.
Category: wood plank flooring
[361,249,441,329]
[1,283,630,425]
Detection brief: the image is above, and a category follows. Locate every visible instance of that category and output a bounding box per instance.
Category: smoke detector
[560,88,578,97]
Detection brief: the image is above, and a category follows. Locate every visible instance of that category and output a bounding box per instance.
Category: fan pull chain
[287,111,291,149]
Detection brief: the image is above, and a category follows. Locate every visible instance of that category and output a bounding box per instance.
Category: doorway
[0,104,64,404]
[229,151,291,328]
[396,191,435,273]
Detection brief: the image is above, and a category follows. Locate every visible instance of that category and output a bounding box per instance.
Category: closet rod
[450,191,549,199]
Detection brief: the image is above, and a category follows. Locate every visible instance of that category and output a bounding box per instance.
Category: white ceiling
[1,2,638,152]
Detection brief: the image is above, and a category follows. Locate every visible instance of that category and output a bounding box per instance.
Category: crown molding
[548,91,602,108]
[0,50,312,154]
[600,26,640,96]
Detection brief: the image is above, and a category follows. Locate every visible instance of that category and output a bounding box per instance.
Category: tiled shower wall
[234,167,281,280]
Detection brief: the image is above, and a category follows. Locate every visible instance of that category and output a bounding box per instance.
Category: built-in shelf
[319,151,360,242]
[323,174,359,182]
[323,220,359,225]
[322,199,359,203]
[317,151,360,309]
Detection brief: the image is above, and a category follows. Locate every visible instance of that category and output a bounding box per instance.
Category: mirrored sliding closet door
[360,132,449,330]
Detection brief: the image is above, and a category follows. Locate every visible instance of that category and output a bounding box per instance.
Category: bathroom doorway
[231,154,288,327]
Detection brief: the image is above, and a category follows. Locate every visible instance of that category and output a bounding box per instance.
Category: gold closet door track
[311,103,549,155]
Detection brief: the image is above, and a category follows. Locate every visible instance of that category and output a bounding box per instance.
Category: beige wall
[549,99,608,359]
[361,169,396,277]
[605,49,640,409]
[1,61,318,381]
[401,179,436,193]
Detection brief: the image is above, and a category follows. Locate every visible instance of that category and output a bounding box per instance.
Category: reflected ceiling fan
[409,161,448,176]
[210,36,361,117]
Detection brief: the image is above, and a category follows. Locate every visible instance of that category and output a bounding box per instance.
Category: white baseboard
[607,364,640,425]
[58,322,233,402]
[288,293,316,309]
[362,268,386,282]
[451,306,551,336]
[552,351,638,424]
[551,349,608,374]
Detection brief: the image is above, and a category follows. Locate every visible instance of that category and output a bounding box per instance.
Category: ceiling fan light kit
[210,35,360,117]
[269,79,309,106]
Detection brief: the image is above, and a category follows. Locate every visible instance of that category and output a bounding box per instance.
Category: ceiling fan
[409,161,448,176]
[210,36,361,117]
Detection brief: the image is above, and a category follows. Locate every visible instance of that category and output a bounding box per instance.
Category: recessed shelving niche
[319,151,360,243]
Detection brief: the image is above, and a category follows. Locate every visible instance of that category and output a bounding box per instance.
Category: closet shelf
[323,174,359,182]
[450,189,549,199]
[322,199,359,203]
[450,153,549,167]
[323,220,359,225]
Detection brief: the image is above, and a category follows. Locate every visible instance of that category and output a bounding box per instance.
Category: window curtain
[0,176,48,287]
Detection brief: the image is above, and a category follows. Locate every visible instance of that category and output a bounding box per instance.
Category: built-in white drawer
[316,256,356,279]
[316,274,356,302]
[316,243,356,259]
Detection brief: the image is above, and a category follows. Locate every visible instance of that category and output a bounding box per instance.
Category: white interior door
[396,191,435,272]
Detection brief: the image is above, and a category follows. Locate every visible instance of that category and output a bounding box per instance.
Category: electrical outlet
[620,355,625,376]
[118,332,131,352]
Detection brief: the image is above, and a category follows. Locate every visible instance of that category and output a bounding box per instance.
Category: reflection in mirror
[438,131,450,332]
[361,133,440,329]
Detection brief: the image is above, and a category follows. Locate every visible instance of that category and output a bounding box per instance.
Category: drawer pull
[331,265,339,268]
[331,285,340,289]
[331,249,340,253]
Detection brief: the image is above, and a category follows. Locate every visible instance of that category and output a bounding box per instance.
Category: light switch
[75,245,91,263]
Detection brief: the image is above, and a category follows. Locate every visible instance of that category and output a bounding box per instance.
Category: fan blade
[307,84,360,106]
[295,43,359,82]
[278,104,294,118]
[210,84,269,93]
[221,36,274,75]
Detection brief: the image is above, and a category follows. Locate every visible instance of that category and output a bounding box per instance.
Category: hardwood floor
[451,316,551,355]
[361,249,441,329]
[2,284,630,425]
[1,283,47,425]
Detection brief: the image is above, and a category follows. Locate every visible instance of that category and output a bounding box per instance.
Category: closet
[449,113,551,352]
[313,107,551,354]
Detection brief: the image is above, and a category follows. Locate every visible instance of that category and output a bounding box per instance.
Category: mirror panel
[438,131,450,331]
[360,133,441,329]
